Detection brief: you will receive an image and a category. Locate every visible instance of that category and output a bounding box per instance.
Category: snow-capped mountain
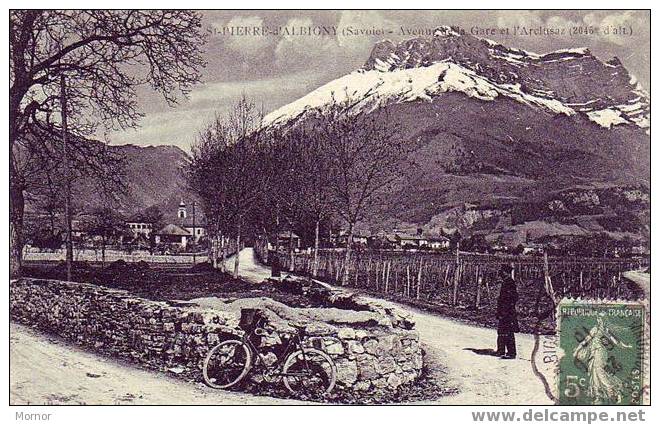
[262,27,650,244]
[264,26,649,130]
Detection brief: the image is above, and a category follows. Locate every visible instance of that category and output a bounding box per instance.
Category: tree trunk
[210,234,217,269]
[288,231,295,272]
[341,224,354,286]
[219,235,227,273]
[101,238,106,270]
[9,68,32,279]
[9,183,25,279]
[452,244,461,305]
[233,221,241,279]
[312,218,320,277]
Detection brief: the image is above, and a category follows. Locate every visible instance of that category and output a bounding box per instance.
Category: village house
[275,231,301,250]
[630,244,650,256]
[70,218,87,241]
[153,200,206,249]
[154,224,191,248]
[395,234,427,249]
[367,233,399,250]
[331,230,369,248]
[522,242,545,256]
[126,215,154,238]
[427,235,450,251]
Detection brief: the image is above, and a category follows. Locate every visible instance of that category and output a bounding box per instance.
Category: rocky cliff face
[264,27,650,245]
[266,26,648,131]
[362,26,648,129]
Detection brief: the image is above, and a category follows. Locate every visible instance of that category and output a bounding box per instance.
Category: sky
[109,10,651,151]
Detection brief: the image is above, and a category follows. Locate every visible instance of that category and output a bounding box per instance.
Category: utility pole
[61,74,73,281]
[192,201,196,265]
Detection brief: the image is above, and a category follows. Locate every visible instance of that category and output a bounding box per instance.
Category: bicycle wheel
[282,348,337,396]
[202,340,252,389]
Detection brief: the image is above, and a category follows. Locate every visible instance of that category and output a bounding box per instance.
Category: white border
[2,3,656,425]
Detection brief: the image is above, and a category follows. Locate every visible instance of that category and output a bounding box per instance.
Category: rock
[335,359,358,385]
[337,327,356,340]
[387,373,403,389]
[180,323,202,333]
[168,366,185,374]
[356,355,379,380]
[304,322,338,336]
[376,356,397,375]
[363,338,380,355]
[347,340,365,354]
[402,371,418,384]
[413,353,423,369]
[323,338,344,355]
[378,334,399,352]
[354,381,371,392]
[400,360,415,372]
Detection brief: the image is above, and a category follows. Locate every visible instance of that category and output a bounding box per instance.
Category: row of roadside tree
[187,96,411,282]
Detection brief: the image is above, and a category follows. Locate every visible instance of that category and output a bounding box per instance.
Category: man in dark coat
[268,248,281,280]
[496,264,519,359]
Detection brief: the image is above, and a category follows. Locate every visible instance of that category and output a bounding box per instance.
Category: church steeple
[178,200,187,219]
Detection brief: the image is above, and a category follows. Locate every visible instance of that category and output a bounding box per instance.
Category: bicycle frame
[241,319,315,378]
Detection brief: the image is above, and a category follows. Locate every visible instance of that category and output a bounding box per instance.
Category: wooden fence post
[366,260,371,288]
[452,245,461,305]
[406,265,411,297]
[543,252,557,307]
[416,258,423,300]
[474,266,482,308]
[385,261,391,293]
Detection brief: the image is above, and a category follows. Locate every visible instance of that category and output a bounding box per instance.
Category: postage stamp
[556,300,646,405]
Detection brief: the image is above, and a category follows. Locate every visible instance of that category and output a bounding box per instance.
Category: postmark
[556,300,646,405]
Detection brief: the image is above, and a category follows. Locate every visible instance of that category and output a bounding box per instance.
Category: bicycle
[202,317,337,396]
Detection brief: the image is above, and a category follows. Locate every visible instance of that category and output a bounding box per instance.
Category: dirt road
[623,270,650,299]
[12,250,644,405]
[226,248,552,404]
[10,323,302,405]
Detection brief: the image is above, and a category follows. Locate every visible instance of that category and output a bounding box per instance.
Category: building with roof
[427,236,450,251]
[151,200,207,249]
[274,231,301,250]
[395,233,428,249]
[173,200,206,242]
[154,224,192,248]
[126,216,155,238]
[331,230,370,248]
[367,233,399,250]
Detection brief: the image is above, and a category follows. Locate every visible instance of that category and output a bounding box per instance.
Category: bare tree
[188,118,233,272]
[188,96,269,278]
[292,131,333,276]
[315,103,409,285]
[251,128,312,271]
[9,10,207,277]
[84,207,126,269]
[17,128,126,258]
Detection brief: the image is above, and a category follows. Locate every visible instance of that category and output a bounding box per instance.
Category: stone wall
[10,277,424,395]
[10,278,241,378]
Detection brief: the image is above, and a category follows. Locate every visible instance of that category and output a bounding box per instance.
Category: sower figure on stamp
[496,264,519,359]
[573,315,632,404]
